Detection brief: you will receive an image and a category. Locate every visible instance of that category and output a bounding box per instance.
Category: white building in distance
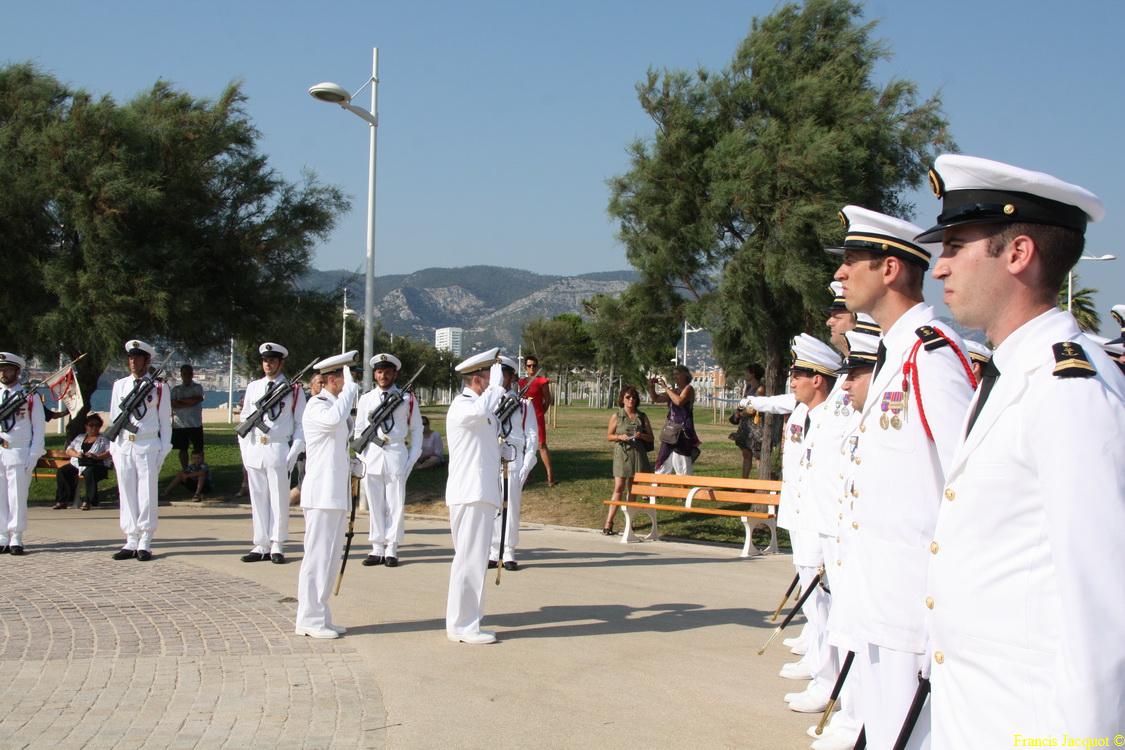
[434,327,463,358]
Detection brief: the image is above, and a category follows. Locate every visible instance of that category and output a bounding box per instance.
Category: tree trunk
[67,351,107,442]
[757,344,785,480]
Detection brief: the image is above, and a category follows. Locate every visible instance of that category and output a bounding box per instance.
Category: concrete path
[1,505,820,749]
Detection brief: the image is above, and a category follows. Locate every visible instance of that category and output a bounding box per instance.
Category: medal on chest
[789,423,804,443]
[879,391,906,430]
[834,393,852,417]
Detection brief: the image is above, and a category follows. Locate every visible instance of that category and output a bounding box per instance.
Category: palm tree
[1058,274,1101,332]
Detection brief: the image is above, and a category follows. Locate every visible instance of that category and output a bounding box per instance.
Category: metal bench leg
[739,516,758,558]
[644,508,660,541]
[765,519,779,554]
[621,506,638,543]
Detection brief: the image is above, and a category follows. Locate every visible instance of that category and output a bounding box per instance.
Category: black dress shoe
[136,549,153,562]
[0,545,9,554]
[8,545,24,556]
[384,556,398,568]
[502,561,518,572]
[487,559,499,569]
[241,552,267,563]
[362,555,384,567]
[112,548,136,560]
[270,553,285,564]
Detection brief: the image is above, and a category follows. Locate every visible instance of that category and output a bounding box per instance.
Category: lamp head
[308,82,350,104]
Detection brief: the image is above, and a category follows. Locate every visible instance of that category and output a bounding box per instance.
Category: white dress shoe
[784,684,813,702]
[783,635,806,649]
[326,623,347,634]
[779,661,814,680]
[811,727,860,750]
[787,689,829,713]
[447,630,497,645]
[790,643,808,655]
[807,716,858,739]
[295,625,339,639]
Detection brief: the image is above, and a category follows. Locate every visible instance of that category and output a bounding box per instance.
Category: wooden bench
[32,449,72,481]
[603,472,782,557]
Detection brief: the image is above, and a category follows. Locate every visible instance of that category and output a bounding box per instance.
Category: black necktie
[872,341,887,380]
[1,390,12,431]
[131,379,148,420]
[265,380,283,420]
[965,360,1000,435]
[380,391,395,432]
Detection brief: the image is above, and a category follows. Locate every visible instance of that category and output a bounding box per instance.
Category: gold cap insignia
[837,211,847,230]
[928,168,944,198]
[1003,204,1016,215]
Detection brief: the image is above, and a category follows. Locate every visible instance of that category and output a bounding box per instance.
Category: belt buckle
[1,440,8,449]
[127,434,136,442]
[259,436,269,445]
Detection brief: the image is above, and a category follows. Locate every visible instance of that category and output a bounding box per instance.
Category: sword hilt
[815,696,838,735]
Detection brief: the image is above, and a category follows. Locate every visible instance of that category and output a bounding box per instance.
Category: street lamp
[1067,254,1116,310]
[682,321,703,370]
[341,288,357,354]
[309,47,380,390]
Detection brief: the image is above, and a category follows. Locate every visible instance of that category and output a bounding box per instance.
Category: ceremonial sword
[758,572,821,655]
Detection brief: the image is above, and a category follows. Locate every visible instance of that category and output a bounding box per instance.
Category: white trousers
[362,471,406,556]
[856,642,930,750]
[446,502,494,637]
[656,452,692,475]
[296,508,347,631]
[822,535,861,735]
[113,449,161,550]
[247,462,290,552]
[797,563,833,695]
[490,460,523,562]
[0,463,30,545]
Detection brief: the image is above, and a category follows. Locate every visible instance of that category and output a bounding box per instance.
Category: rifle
[349,365,426,454]
[0,353,87,425]
[235,357,318,439]
[494,377,534,438]
[335,459,365,596]
[103,351,176,442]
[758,572,821,655]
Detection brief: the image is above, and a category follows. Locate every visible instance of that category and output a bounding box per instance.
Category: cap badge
[1003,204,1016,215]
[928,168,944,198]
[837,211,848,229]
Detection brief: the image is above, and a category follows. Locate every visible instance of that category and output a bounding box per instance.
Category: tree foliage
[0,63,349,420]
[608,0,953,475]
[1057,275,1101,333]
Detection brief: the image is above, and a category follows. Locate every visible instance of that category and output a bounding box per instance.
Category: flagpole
[56,353,65,434]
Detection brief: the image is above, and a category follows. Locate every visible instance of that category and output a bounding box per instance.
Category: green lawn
[29,404,790,549]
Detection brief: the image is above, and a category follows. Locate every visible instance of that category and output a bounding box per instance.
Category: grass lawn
[29,404,789,549]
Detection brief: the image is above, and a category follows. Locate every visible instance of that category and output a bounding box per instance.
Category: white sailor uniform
[109,374,172,551]
[296,366,358,633]
[0,383,45,548]
[354,384,423,559]
[490,391,538,564]
[239,374,306,555]
[849,303,973,749]
[445,370,505,639]
[926,309,1125,747]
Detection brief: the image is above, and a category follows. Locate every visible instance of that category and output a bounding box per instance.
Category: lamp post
[309,48,380,390]
[682,321,703,370]
[341,288,357,354]
[1067,254,1116,310]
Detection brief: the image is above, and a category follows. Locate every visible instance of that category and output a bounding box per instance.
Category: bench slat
[604,499,773,519]
[631,472,781,492]
[626,485,779,505]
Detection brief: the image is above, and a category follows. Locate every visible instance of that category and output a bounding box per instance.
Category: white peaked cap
[499,355,518,370]
[314,350,357,373]
[259,342,289,358]
[456,347,502,374]
[0,352,27,370]
[826,205,936,268]
[125,340,156,358]
[790,333,842,376]
[370,353,402,369]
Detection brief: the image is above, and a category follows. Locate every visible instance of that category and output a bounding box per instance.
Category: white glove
[349,456,366,478]
[488,362,503,389]
[343,362,354,386]
[738,397,752,410]
[499,443,517,463]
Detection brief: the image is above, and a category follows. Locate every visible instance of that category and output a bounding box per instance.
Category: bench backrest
[628,472,780,507]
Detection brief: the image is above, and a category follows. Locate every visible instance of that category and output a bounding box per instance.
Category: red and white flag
[44,365,84,418]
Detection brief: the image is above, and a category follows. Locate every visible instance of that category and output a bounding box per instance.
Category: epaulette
[1052,341,1096,378]
[916,326,949,352]
[316,395,329,402]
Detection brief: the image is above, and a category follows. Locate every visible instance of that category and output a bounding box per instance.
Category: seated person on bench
[55,413,112,510]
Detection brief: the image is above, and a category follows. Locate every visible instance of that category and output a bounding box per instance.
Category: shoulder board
[915,326,949,352]
[316,395,330,402]
[1052,341,1096,378]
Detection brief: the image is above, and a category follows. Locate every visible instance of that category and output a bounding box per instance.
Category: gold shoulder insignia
[916,326,949,352]
[1112,309,1124,328]
[1052,341,1096,378]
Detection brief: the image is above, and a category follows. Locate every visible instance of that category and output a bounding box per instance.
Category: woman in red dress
[518,356,555,486]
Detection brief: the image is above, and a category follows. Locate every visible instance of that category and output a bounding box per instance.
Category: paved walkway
[2,505,817,749]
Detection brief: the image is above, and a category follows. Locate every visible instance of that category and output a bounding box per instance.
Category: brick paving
[0,543,387,750]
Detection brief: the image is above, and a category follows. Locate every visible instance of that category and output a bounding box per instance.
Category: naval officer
[354,353,423,568]
[0,352,45,555]
[239,342,306,564]
[295,351,359,639]
[108,340,172,561]
[922,155,1125,747]
[828,206,975,749]
[445,348,507,644]
[488,355,538,571]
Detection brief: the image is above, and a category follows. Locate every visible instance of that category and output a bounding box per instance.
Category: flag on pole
[45,364,84,418]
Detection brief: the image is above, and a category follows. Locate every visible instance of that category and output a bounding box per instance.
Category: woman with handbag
[730,364,765,478]
[54,413,112,510]
[602,385,653,535]
[649,365,700,476]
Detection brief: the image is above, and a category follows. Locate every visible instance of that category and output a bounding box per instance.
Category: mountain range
[299,265,637,350]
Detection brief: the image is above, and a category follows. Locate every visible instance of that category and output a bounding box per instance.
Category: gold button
[925,597,934,609]
[838,513,843,520]
[934,651,944,664]
[851,488,858,497]
[859,424,866,433]
[836,560,842,566]
[836,536,841,543]
[930,541,940,554]
[852,521,859,530]
[944,488,955,501]
[854,457,862,465]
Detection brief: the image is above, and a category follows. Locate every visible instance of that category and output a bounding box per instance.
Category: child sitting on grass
[163,450,212,501]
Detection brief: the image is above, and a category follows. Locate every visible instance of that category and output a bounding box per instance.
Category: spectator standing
[170,364,205,469]
[731,364,765,478]
[518,355,555,486]
[602,385,653,535]
[649,365,699,475]
[55,413,111,510]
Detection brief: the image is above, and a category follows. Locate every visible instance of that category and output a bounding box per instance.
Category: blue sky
[5,1,1124,335]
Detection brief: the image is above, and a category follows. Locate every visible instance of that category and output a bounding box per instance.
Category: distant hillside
[299,265,638,348]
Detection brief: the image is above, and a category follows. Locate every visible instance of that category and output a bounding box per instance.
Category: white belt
[122,433,160,444]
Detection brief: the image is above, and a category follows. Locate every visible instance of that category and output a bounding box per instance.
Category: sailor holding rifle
[0,352,45,556]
